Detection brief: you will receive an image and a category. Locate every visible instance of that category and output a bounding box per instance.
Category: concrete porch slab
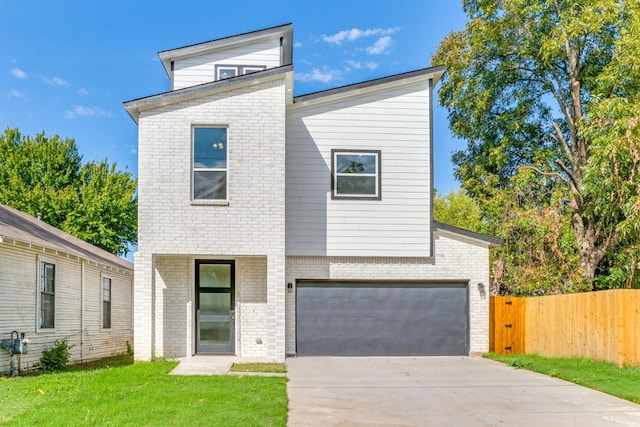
[168,355,269,376]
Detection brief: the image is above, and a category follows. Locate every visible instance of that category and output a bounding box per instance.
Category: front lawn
[230,363,287,374]
[0,360,287,426]
[485,353,640,404]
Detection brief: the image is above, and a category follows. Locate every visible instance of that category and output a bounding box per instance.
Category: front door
[196,260,235,354]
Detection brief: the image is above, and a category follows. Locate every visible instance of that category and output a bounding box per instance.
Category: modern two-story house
[124,23,500,363]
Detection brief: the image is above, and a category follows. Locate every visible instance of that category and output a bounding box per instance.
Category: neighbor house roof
[0,204,133,272]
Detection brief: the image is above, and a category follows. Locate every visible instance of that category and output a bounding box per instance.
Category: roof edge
[293,65,445,105]
[124,64,294,123]
[433,221,502,247]
[159,23,293,75]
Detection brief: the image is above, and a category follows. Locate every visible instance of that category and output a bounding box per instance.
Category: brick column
[267,254,286,362]
[133,252,153,361]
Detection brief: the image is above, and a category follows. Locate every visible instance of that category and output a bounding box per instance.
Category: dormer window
[217,66,238,80]
[243,66,264,74]
[216,65,266,80]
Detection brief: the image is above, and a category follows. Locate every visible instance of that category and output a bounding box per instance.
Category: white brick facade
[133,77,287,362]
[127,24,496,363]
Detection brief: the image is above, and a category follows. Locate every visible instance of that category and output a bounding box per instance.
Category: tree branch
[520,165,570,184]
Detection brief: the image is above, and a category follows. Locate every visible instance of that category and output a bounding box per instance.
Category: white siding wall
[285,232,491,356]
[0,243,133,374]
[172,39,281,90]
[134,78,287,361]
[286,81,432,257]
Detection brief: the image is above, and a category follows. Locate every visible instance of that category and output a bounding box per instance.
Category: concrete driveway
[286,356,640,426]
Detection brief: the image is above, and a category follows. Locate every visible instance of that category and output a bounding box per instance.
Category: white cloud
[344,60,379,71]
[78,88,89,96]
[295,68,341,84]
[9,89,25,99]
[65,105,109,119]
[366,36,393,54]
[322,27,399,44]
[11,68,26,79]
[294,42,302,48]
[44,77,70,86]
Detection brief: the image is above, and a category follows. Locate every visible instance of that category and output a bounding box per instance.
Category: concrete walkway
[286,356,640,426]
[168,355,270,375]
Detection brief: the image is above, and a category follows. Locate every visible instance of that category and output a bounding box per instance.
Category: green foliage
[433,0,640,291]
[39,340,72,372]
[0,128,137,255]
[126,340,133,356]
[433,189,482,232]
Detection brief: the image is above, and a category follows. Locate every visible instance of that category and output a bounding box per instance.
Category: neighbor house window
[331,150,381,199]
[102,277,111,329]
[40,262,55,329]
[193,127,228,200]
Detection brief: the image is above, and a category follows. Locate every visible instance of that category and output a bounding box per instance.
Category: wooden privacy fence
[490,289,640,366]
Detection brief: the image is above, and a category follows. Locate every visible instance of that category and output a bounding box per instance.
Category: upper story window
[216,65,266,80]
[102,277,112,329]
[193,127,228,200]
[217,66,238,80]
[242,66,265,74]
[40,261,55,329]
[331,149,381,200]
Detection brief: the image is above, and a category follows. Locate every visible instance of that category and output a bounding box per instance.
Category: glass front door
[196,260,235,354]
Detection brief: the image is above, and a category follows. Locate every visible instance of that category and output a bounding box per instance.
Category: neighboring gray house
[0,204,133,373]
[124,23,500,363]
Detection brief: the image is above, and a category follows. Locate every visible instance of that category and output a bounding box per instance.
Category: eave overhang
[158,23,293,78]
[124,64,294,123]
[290,65,445,110]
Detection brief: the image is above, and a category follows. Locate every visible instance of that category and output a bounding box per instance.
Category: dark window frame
[192,126,229,201]
[215,64,266,80]
[331,149,382,200]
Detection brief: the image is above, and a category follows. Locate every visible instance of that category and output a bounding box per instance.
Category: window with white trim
[193,126,228,200]
[40,261,55,329]
[102,276,111,329]
[331,150,381,199]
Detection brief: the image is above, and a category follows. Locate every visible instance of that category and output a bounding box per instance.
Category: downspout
[429,77,435,259]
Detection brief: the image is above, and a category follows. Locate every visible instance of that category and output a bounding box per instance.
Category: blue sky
[1,0,466,192]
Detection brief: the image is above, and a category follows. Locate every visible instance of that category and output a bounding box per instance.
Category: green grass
[0,360,287,426]
[485,352,640,404]
[229,363,287,373]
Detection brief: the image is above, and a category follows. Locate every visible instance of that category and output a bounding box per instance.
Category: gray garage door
[296,281,469,356]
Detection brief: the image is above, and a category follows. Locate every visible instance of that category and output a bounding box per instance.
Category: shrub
[40,340,72,372]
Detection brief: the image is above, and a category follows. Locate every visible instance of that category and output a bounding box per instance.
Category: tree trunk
[572,212,607,288]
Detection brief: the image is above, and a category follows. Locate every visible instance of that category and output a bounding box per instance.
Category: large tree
[433,0,639,286]
[0,128,137,255]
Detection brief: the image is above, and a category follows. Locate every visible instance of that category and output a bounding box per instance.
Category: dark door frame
[195,259,235,354]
